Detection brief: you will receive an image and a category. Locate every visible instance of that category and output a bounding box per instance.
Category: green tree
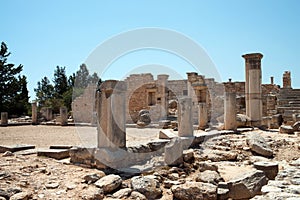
[53,66,69,98]
[34,76,54,107]
[0,42,29,116]
[74,64,90,88]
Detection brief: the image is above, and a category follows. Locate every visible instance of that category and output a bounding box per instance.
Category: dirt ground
[0,125,160,149]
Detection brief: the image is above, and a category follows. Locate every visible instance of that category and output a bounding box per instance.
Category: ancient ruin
[1,52,300,200]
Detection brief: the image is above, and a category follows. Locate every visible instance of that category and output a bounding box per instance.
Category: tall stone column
[60,107,68,126]
[32,102,38,125]
[198,103,208,130]
[224,80,237,130]
[178,97,193,137]
[157,74,169,119]
[1,112,8,126]
[282,71,292,89]
[242,53,263,126]
[97,80,127,148]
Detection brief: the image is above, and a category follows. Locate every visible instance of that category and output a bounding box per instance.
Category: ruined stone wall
[125,74,155,123]
[72,84,97,123]
[167,80,188,99]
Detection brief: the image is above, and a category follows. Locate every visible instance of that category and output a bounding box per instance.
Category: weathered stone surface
[37,149,70,160]
[246,133,273,157]
[80,186,104,200]
[254,161,279,180]
[0,145,35,153]
[164,137,183,166]
[84,173,105,184]
[171,181,217,200]
[2,151,14,157]
[130,175,162,200]
[236,114,251,127]
[183,149,194,163]
[159,120,171,128]
[45,182,59,189]
[290,158,300,166]
[137,110,151,126]
[196,170,223,185]
[227,170,268,199]
[198,162,218,172]
[10,192,31,200]
[112,188,132,199]
[94,174,122,194]
[129,191,147,200]
[0,189,9,200]
[159,129,177,139]
[292,121,300,131]
[280,125,294,134]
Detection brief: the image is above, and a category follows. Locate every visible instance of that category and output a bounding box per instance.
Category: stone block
[159,129,177,139]
[0,144,35,153]
[164,137,183,166]
[253,161,279,180]
[279,125,294,134]
[37,149,70,160]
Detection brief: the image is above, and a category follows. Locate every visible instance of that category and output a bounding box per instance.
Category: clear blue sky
[2,0,300,100]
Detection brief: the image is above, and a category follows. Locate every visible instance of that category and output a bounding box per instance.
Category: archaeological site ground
[1,53,300,199]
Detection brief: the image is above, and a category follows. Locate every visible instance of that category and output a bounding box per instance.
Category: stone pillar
[60,107,68,126]
[186,72,198,100]
[198,103,208,130]
[1,112,8,126]
[283,71,292,89]
[157,74,169,119]
[45,107,53,121]
[270,76,274,85]
[178,97,193,137]
[97,80,127,148]
[32,102,38,125]
[242,53,263,126]
[224,80,237,130]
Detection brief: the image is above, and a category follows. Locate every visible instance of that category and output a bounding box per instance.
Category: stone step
[37,149,70,160]
[277,106,300,111]
[0,145,35,153]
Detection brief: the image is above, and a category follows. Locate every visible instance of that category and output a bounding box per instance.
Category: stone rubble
[0,130,299,199]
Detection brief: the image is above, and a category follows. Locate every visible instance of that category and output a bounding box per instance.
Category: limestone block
[164,137,183,166]
[253,161,279,180]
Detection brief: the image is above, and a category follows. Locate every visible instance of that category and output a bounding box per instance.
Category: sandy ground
[0,125,160,149]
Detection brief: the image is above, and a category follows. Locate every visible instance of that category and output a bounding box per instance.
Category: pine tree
[0,42,29,116]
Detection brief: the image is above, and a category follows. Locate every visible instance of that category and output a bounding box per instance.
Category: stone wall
[72,84,97,124]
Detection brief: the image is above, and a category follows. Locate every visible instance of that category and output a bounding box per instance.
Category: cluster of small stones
[1,129,299,200]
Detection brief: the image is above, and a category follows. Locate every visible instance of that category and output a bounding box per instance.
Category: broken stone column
[283,71,292,89]
[224,80,237,130]
[157,74,169,119]
[97,80,127,148]
[198,103,208,130]
[45,107,53,121]
[164,137,183,166]
[32,102,38,125]
[178,97,193,137]
[60,107,68,126]
[242,53,263,126]
[1,112,8,126]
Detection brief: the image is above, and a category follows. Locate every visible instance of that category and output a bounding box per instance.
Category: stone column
[198,103,208,130]
[242,53,263,126]
[32,102,38,125]
[224,80,237,130]
[60,107,68,126]
[1,112,8,126]
[270,76,274,85]
[97,80,127,148]
[157,74,169,119]
[283,71,292,89]
[178,97,193,137]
